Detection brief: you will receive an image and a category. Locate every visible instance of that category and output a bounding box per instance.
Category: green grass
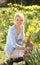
[0,51,7,63]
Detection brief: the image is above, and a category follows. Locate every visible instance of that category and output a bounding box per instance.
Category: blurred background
[0,0,40,6]
[0,0,40,65]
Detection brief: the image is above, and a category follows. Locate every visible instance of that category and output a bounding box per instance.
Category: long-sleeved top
[4,25,25,55]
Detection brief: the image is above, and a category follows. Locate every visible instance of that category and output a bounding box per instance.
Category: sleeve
[16,43,22,47]
[8,29,17,48]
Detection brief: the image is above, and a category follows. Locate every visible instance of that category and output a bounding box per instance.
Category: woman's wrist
[24,47,31,51]
[18,46,25,50]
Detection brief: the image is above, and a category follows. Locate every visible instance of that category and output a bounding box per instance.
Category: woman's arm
[8,28,26,50]
[16,43,32,51]
[8,29,17,48]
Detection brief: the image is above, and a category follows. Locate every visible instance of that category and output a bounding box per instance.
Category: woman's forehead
[14,13,24,20]
[15,15,24,20]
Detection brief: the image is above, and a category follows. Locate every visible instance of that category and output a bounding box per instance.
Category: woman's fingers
[25,47,31,51]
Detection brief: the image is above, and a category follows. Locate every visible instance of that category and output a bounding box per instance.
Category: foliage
[24,45,40,65]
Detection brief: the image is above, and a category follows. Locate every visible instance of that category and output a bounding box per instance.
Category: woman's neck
[15,24,22,35]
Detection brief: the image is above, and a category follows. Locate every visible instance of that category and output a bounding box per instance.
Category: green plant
[24,46,40,65]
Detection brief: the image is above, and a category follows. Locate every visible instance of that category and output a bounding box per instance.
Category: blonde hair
[14,12,24,22]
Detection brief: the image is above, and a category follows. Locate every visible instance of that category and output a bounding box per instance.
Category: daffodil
[5,30,8,33]
[24,37,28,43]
[28,26,34,33]
[38,44,40,47]
[2,22,5,26]
[0,11,2,15]
[31,22,36,26]
[36,28,39,33]
[9,25,11,28]
[26,32,29,36]
[3,23,5,26]
[0,32,3,36]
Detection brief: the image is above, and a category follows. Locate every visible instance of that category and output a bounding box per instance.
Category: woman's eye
[16,19,23,21]
[17,19,19,21]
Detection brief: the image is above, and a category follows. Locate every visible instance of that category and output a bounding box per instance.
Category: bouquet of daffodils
[23,35,33,62]
[23,35,33,50]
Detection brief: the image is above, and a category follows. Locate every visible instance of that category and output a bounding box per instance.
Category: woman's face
[15,16,24,25]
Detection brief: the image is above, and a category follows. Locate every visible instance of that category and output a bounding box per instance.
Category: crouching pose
[4,13,33,65]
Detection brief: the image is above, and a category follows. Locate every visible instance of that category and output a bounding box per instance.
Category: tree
[0,0,40,6]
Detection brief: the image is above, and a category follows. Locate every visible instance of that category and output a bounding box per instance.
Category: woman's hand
[18,46,31,51]
[18,46,25,50]
[25,47,31,51]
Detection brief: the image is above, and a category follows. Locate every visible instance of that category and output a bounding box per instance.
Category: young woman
[4,12,30,65]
